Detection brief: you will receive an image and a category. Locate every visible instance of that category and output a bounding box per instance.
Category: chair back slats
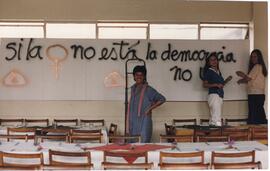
[71,129,101,134]
[7,127,36,141]
[0,119,24,126]
[160,151,204,163]
[48,149,92,168]
[70,129,102,143]
[197,135,229,142]
[54,119,78,126]
[213,162,262,169]
[159,151,209,169]
[173,119,197,126]
[1,152,43,169]
[211,150,261,169]
[50,149,90,157]
[159,163,209,170]
[102,150,153,170]
[175,129,194,136]
[225,118,248,126]
[212,151,255,160]
[251,127,268,139]
[25,119,49,126]
[250,127,268,145]
[0,134,28,141]
[160,134,193,143]
[39,128,69,142]
[80,119,105,126]
[222,128,250,141]
[8,127,36,133]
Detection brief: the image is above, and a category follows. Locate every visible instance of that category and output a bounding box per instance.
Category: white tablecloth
[0,141,267,169]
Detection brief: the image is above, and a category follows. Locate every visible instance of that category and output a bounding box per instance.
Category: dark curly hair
[248,49,267,77]
[133,65,147,82]
[203,52,220,77]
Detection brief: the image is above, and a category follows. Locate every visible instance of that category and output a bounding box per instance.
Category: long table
[0,141,267,169]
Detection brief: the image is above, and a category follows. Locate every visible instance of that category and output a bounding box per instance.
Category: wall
[253,2,268,114]
[0,0,267,142]
[0,0,252,22]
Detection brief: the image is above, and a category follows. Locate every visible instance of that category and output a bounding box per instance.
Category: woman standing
[236,49,267,124]
[203,53,232,126]
[127,65,166,143]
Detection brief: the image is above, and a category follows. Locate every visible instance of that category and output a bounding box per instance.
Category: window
[0,22,44,38]
[46,23,96,39]
[0,21,250,40]
[200,23,249,40]
[150,24,198,39]
[98,23,147,39]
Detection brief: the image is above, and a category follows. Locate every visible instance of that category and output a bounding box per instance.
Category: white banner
[0,38,249,101]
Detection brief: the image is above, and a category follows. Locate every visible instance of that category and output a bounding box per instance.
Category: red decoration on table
[84,143,172,163]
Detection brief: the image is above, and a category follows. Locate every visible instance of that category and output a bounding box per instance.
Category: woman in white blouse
[236,49,268,124]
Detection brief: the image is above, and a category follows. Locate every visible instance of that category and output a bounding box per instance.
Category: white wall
[0,0,267,142]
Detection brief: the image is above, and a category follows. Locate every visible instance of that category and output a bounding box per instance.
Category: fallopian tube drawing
[46,44,68,79]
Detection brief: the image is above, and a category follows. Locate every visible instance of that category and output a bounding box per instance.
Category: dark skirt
[248,94,268,124]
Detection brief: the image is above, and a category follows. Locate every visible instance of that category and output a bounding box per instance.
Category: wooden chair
[102,150,153,170]
[165,123,175,135]
[0,119,24,126]
[211,150,262,169]
[196,135,230,142]
[0,134,28,142]
[222,127,250,141]
[251,127,268,145]
[53,119,78,126]
[0,151,43,170]
[172,119,197,126]
[164,123,176,143]
[80,119,105,126]
[159,151,209,170]
[47,149,92,170]
[108,135,141,143]
[224,118,248,126]
[108,123,117,136]
[175,127,194,141]
[7,127,36,142]
[39,128,69,142]
[160,134,194,143]
[69,129,102,143]
[108,123,118,143]
[25,119,49,126]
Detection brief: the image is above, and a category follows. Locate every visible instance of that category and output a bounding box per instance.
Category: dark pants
[248,94,267,124]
